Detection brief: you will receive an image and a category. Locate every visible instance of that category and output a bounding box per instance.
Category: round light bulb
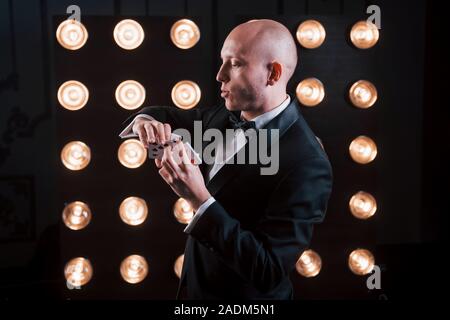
[115,80,146,110]
[296,20,326,49]
[120,255,148,284]
[349,80,377,109]
[64,257,93,287]
[119,196,148,226]
[348,249,375,275]
[350,20,379,49]
[173,198,194,224]
[296,78,325,107]
[113,19,145,50]
[62,201,92,230]
[171,80,201,109]
[174,254,184,279]
[349,135,377,164]
[170,19,200,49]
[56,19,88,50]
[295,249,322,277]
[57,80,89,111]
[349,191,377,219]
[118,139,147,169]
[61,141,91,171]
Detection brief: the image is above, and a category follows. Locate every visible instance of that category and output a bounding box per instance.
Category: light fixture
[349,80,377,109]
[173,198,194,224]
[120,255,148,284]
[350,20,379,49]
[61,141,91,171]
[349,191,377,219]
[117,139,147,169]
[174,254,184,279]
[295,249,322,277]
[171,80,201,109]
[170,19,200,49]
[115,80,146,110]
[348,249,375,275]
[113,19,144,50]
[296,20,326,49]
[64,257,93,287]
[119,196,148,226]
[349,135,377,164]
[56,19,88,50]
[296,78,325,107]
[62,201,92,230]
[57,80,89,111]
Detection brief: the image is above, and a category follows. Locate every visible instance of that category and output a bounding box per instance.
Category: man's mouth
[221,91,229,98]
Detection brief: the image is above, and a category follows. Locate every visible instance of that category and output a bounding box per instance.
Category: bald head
[226,19,298,84]
[216,19,297,116]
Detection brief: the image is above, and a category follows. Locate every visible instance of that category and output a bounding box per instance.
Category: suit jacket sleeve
[121,104,219,134]
[186,155,333,293]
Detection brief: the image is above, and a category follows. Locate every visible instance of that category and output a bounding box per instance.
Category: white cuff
[183,197,216,233]
[118,114,155,138]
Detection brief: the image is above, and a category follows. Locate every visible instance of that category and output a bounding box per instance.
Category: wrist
[191,191,212,211]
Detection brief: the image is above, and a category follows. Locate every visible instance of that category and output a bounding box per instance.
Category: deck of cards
[122,132,202,165]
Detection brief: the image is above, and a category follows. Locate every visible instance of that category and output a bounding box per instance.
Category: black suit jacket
[122,98,332,299]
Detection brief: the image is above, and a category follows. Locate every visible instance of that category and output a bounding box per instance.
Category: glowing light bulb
[57,80,89,111]
[350,21,379,49]
[170,19,200,49]
[171,80,201,109]
[173,198,194,224]
[296,78,325,107]
[348,249,375,275]
[119,197,148,226]
[56,19,88,50]
[62,201,92,230]
[349,136,377,164]
[349,191,377,219]
[64,257,93,287]
[349,80,377,108]
[115,80,146,110]
[295,249,322,277]
[113,19,144,50]
[118,139,147,168]
[120,255,148,284]
[61,141,91,170]
[296,20,326,49]
[174,254,184,279]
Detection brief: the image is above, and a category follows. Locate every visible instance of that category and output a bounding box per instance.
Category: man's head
[216,19,298,114]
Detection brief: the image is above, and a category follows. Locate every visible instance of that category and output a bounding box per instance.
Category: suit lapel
[204,99,301,196]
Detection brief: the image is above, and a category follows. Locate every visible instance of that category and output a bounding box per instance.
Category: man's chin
[224,99,239,111]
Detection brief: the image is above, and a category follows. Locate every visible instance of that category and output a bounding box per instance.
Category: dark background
[0,0,446,300]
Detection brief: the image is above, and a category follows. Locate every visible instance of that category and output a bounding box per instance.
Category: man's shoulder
[279,113,329,164]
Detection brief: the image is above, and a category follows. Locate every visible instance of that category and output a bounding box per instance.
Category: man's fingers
[136,127,148,147]
[178,141,192,166]
[161,147,179,177]
[158,167,172,184]
[144,123,156,144]
[164,123,172,143]
[151,122,166,144]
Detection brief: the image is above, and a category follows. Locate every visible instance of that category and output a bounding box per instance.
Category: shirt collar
[243,94,291,129]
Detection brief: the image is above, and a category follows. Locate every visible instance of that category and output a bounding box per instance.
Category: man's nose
[216,65,228,83]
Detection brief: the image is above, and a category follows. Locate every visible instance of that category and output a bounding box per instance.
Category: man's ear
[267,61,282,85]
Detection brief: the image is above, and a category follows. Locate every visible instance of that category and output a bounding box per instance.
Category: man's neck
[241,93,288,120]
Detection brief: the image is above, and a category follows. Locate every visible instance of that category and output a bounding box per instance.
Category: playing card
[147,133,183,160]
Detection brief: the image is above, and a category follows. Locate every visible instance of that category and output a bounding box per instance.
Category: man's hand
[132,117,172,147]
[157,141,211,211]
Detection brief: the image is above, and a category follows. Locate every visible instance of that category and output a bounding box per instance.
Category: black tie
[228,113,256,131]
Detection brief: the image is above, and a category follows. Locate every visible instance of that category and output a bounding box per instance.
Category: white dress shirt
[118,95,292,233]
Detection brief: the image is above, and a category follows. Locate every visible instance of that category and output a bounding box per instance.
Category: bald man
[120,19,332,299]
